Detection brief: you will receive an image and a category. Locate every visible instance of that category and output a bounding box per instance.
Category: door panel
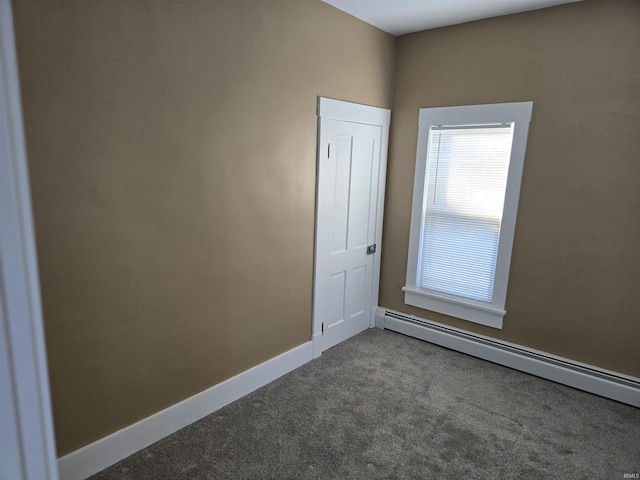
[349,265,367,318]
[315,119,382,353]
[349,136,375,249]
[329,271,346,328]
[330,134,351,252]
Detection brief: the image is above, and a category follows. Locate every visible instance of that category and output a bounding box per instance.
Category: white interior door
[313,98,390,356]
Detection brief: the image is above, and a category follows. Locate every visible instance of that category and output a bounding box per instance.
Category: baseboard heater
[378,308,640,408]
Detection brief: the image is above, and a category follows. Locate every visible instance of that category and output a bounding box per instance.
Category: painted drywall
[381,0,640,377]
[12,0,395,455]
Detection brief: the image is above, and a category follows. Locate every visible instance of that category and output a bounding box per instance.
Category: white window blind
[419,124,514,303]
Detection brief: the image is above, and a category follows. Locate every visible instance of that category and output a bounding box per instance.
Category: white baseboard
[58,341,314,480]
[377,307,640,408]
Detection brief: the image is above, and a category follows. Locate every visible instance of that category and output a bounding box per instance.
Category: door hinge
[367,244,377,255]
[327,143,330,158]
[321,322,324,334]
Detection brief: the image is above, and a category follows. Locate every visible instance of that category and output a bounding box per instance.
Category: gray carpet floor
[90,328,640,479]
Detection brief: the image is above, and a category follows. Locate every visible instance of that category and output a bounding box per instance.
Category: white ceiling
[322,0,584,36]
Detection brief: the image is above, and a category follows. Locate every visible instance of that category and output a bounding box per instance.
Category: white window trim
[403,102,533,329]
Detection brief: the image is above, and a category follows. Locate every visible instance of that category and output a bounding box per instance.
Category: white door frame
[0,1,59,478]
[312,97,390,358]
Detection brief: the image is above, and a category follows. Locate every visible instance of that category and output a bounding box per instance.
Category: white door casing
[313,98,390,357]
[0,1,59,479]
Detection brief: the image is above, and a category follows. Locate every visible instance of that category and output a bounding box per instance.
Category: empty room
[1,0,639,479]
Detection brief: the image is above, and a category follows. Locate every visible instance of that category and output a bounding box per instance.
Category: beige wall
[14,0,640,459]
[381,0,640,377]
[12,0,395,455]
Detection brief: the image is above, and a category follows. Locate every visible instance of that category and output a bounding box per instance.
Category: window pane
[419,125,514,302]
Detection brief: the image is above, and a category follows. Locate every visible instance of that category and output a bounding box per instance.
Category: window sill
[402,287,505,329]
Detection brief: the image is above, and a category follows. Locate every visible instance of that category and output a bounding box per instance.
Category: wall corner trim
[57,341,314,480]
[378,307,640,408]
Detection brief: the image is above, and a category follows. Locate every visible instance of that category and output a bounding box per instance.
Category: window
[403,102,533,329]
